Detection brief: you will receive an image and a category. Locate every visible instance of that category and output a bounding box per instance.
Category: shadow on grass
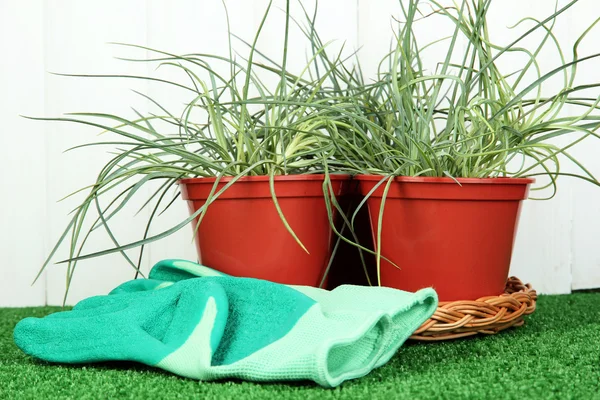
[25,358,322,389]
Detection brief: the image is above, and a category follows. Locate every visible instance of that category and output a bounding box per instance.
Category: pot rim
[353,174,535,185]
[179,173,351,185]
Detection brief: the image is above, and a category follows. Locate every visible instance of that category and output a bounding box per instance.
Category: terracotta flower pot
[179,174,349,286]
[355,175,534,301]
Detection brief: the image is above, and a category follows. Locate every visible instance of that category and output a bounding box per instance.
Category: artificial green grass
[1,294,599,399]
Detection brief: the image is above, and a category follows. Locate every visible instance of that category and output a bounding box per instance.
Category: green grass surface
[1,294,599,399]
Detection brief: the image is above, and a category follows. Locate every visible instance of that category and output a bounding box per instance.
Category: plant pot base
[410,276,537,341]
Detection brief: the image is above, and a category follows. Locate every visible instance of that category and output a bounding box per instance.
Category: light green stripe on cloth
[201,285,436,387]
[14,259,437,387]
[144,260,438,387]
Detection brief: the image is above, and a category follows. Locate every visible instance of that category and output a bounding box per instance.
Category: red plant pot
[179,174,349,286]
[355,175,534,301]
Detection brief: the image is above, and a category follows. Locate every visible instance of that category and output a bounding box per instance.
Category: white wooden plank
[506,0,600,292]
[43,0,150,305]
[142,0,257,265]
[564,0,600,290]
[510,190,573,294]
[487,0,576,294]
[0,1,47,306]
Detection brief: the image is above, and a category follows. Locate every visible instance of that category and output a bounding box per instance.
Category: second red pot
[179,174,348,286]
[355,175,534,301]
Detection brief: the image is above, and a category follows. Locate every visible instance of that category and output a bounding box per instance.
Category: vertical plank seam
[42,0,49,307]
[568,166,575,292]
[356,0,360,51]
[144,0,152,277]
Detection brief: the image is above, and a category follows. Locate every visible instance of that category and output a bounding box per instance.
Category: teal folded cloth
[14,260,438,387]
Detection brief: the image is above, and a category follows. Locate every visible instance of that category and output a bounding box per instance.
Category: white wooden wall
[1,0,598,306]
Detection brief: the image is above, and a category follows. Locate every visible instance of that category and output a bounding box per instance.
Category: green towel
[14,260,437,387]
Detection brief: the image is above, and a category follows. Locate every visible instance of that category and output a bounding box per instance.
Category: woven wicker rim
[410,277,537,341]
